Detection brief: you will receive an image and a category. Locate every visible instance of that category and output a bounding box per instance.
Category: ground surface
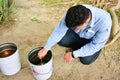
[0,0,120,80]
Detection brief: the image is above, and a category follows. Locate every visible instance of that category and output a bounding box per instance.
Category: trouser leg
[79,49,101,65]
[58,29,91,50]
[57,29,101,64]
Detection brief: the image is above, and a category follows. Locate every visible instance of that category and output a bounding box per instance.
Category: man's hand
[38,48,48,59]
[64,52,74,63]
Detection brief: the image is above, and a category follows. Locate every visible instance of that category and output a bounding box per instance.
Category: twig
[105,31,120,47]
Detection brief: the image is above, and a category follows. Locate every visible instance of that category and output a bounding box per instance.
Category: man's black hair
[65,5,90,28]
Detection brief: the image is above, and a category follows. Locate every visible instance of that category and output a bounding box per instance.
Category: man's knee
[80,59,93,65]
[79,50,101,65]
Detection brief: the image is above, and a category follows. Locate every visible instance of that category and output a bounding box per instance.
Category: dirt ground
[0,0,120,80]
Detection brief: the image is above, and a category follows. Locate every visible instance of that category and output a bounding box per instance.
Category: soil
[0,0,120,80]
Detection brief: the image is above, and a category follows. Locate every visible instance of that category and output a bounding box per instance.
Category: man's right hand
[38,48,48,59]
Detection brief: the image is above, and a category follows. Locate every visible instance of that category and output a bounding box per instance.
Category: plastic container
[28,47,53,80]
[0,43,21,75]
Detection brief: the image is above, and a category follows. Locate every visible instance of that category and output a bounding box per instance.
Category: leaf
[0,6,2,12]
[31,18,41,23]
[0,15,2,21]
[9,0,15,11]
[3,0,8,9]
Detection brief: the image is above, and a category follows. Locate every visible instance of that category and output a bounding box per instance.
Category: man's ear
[83,19,89,26]
[83,22,88,27]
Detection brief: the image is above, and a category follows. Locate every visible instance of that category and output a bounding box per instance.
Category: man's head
[65,5,91,30]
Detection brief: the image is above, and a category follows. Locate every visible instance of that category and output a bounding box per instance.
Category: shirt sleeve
[73,19,112,58]
[44,14,68,50]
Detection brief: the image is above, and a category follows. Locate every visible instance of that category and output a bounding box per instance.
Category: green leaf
[9,0,14,11]
[31,17,41,23]
[3,0,8,9]
[0,15,2,21]
[0,6,2,12]
[0,0,14,24]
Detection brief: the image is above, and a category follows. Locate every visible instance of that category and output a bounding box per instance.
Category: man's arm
[73,19,112,58]
[44,14,68,50]
[38,14,68,59]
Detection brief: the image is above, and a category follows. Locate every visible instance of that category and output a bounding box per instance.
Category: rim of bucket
[28,47,52,66]
[0,43,17,58]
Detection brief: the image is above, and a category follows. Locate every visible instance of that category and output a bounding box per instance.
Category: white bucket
[0,43,21,75]
[28,47,53,80]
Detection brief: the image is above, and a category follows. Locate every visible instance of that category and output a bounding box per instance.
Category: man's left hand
[64,52,73,63]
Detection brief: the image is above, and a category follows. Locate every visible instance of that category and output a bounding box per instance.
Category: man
[38,4,112,65]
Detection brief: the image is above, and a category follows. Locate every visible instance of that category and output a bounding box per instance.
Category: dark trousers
[58,29,101,65]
